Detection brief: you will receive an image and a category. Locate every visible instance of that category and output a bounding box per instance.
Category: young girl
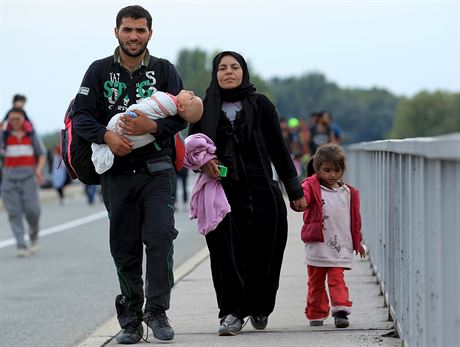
[301,144,365,328]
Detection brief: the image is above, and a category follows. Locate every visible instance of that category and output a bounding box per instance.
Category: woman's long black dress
[191,94,303,319]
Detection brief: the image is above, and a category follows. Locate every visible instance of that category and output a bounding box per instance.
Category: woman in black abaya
[189,51,306,336]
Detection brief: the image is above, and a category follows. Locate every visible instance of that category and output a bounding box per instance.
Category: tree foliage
[175,48,210,98]
[270,73,399,143]
[42,48,458,146]
[388,91,460,138]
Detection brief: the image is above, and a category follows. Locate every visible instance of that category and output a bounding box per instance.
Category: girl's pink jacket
[301,174,363,252]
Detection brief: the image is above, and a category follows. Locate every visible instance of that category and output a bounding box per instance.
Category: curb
[77,246,210,347]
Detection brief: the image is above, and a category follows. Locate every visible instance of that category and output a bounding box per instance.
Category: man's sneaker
[116,322,143,344]
[17,247,29,258]
[218,314,243,336]
[309,320,324,326]
[250,315,268,330]
[30,240,39,254]
[333,311,350,328]
[143,309,174,341]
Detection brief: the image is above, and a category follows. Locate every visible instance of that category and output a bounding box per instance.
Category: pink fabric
[184,133,231,235]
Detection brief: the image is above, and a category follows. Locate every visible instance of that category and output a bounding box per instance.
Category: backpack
[174,131,186,172]
[60,99,100,184]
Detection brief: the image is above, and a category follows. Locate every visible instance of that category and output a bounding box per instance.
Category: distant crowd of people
[280,110,342,179]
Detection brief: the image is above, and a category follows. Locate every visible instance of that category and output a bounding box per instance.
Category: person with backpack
[71,5,186,344]
[1,108,46,257]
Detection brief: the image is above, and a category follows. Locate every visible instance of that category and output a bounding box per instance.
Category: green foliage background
[42,47,460,148]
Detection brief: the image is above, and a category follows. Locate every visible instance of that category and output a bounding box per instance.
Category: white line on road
[0,211,107,249]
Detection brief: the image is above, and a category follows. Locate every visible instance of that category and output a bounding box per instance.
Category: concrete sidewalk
[80,208,402,347]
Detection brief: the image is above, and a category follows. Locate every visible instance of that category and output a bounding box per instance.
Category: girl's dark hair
[313,144,346,173]
[116,5,152,30]
[13,94,26,103]
[306,157,316,177]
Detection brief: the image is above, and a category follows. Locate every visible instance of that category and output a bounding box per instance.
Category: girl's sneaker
[333,311,350,328]
[309,320,324,326]
[17,247,29,258]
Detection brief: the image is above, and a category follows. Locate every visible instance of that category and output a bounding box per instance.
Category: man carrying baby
[72,5,189,344]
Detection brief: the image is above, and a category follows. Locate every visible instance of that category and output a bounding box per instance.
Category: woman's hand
[201,159,220,179]
[290,196,307,212]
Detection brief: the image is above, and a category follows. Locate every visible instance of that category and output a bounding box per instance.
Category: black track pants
[101,168,177,328]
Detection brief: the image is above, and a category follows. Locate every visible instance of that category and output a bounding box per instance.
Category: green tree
[175,48,210,98]
[388,91,460,138]
[41,131,60,150]
[269,73,399,143]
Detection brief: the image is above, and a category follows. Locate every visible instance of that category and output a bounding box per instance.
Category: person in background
[1,108,46,257]
[175,166,189,209]
[51,145,70,205]
[320,111,341,144]
[308,111,320,129]
[279,117,292,149]
[189,51,306,336]
[84,184,97,205]
[71,5,185,344]
[308,112,334,155]
[300,144,365,328]
[3,94,30,125]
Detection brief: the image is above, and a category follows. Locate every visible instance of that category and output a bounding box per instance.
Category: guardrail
[346,133,460,347]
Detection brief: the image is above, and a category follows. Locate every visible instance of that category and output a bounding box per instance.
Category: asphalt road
[0,187,205,347]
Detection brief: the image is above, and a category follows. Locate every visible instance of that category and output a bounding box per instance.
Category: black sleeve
[154,60,187,141]
[72,61,107,144]
[259,94,303,201]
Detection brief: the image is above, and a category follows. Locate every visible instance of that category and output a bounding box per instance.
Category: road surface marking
[0,211,107,249]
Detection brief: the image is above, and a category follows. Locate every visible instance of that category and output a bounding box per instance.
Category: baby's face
[176,90,197,106]
[177,90,203,123]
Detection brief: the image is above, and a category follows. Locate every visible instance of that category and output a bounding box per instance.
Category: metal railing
[346,133,460,347]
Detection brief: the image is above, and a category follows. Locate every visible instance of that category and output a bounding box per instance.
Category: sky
[1,0,459,134]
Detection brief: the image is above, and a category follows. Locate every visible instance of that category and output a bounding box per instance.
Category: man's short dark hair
[116,5,152,30]
[13,94,26,103]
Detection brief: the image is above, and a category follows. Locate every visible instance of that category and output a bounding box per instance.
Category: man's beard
[118,39,147,58]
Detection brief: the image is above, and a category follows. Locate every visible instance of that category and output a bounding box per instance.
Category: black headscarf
[193,51,257,142]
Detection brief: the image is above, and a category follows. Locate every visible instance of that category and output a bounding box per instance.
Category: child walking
[300,144,365,328]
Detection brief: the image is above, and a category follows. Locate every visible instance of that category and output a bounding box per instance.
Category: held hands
[355,244,366,258]
[290,197,307,212]
[118,110,157,136]
[201,159,220,179]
